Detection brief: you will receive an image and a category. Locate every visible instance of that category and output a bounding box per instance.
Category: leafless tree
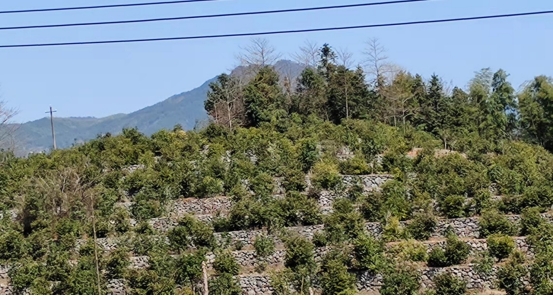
[206,75,245,130]
[19,163,103,294]
[363,38,393,88]
[236,38,282,72]
[0,100,19,153]
[291,39,320,68]
[336,47,355,69]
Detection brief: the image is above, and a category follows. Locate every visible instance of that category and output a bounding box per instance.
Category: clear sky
[0,0,551,123]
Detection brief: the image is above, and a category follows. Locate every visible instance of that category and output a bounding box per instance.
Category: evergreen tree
[519,75,553,150]
[243,66,286,127]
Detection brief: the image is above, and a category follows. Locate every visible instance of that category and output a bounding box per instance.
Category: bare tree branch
[0,100,19,153]
[236,37,282,71]
[291,39,320,68]
[362,38,394,87]
[336,47,355,69]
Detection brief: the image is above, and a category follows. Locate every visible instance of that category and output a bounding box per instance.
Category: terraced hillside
[1,122,553,295]
[1,58,553,294]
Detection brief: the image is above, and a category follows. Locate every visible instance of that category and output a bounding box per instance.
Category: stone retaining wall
[170,197,232,217]
[237,264,500,295]
[126,238,530,271]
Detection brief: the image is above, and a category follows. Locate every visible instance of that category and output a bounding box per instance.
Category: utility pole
[45,106,57,150]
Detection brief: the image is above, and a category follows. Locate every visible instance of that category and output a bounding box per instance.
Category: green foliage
[167,215,215,251]
[381,216,407,242]
[478,209,516,238]
[339,156,371,175]
[406,212,437,240]
[427,235,470,267]
[427,248,449,267]
[380,263,421,295]
[319,250,357,295]
[497,251,529,295]
[440,195,466,218]
[433,272,467,295]
[530,252,553,295]
[174,251,205,289]
[8,259,45,294]
[283,234,316,273]
[487,234,515,261]
[213,250,240,276]
[254,235,275,259]
[0,229,27,262]
[311,160,342,190]
[208,273,242,295]
[520,206,545,236]
[472,251,495,276]
[106,247,130,279]
[389,239,428,262]
[352,234,385,273]
[324,198,365,243]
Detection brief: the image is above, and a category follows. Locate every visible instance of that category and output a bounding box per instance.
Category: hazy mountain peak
[13,60,305,155]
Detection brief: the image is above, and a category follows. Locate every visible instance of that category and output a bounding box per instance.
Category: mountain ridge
[12,60,305,155]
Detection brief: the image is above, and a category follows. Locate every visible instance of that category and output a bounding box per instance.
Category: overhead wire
[0,10,550,48]
[0,0,221,15]
[0,0,429,31]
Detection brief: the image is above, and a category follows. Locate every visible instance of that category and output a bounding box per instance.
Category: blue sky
[0,0,551,123]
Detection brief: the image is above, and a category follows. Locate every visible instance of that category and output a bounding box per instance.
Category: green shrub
[444,235,471,265]
[312,231,328,247]
[8,260,45,294]
[208,273,242,295]
[106,248,130,279]
[167,215,215,251]
[254,235,275,258]
[213,250,240,276]
[390,239,428,262]
[479,209,516,238]
[472,251,495,276]
[0,229,28,262]
[281,168,307,192]
[312,161,342,190]
[360,191,384,222]
[527,223,553,254]
[324,198,365,243]
[433,272,467,295]
[406,212,437,240]
[440,195,466,218]
[380,180,412,221]
[497,251,528,295]
[529,252,553,295]
[352,234,385,273]
[427,235,470,267]
[380,263,421,295]
[487,234,515,261]
[319,251,357,295]
[174,251,205,289]
[520,207,545,236]
[382,216,407,242]
[427,248,449,267]
[468,188,492,215]
[283,235,316,273]
[339,156,371,175]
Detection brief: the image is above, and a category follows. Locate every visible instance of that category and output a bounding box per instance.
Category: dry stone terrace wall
[124,238,531,271]
[76,213,551,253]
[237,264,500,295]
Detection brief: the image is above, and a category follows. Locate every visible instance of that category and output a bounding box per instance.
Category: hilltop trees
[204,40,553,158]
[519,75,553,150]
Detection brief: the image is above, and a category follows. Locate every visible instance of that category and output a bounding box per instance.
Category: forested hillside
[1,42,553,295]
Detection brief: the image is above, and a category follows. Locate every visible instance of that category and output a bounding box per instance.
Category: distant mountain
[13,60,305,155]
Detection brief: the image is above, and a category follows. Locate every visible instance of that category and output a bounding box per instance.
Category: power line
[0,10,551,49]
[0,0,219,15]
[0,0,429,31]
